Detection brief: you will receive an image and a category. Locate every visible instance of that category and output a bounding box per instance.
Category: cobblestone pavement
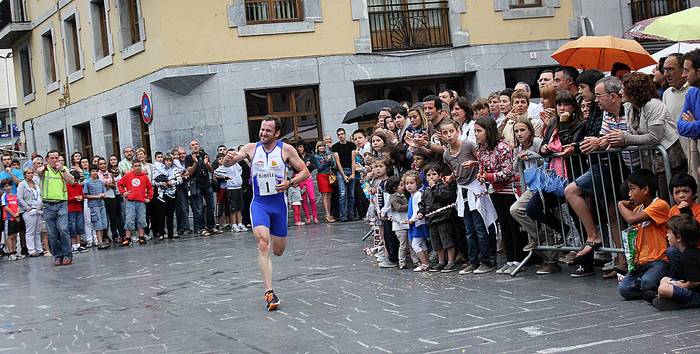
[1,221,699,353]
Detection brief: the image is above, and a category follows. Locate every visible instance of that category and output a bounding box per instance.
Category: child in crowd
[405,172,430,272]
[84,165,110,249]
[385,176,417,269]
[118,160,153,246]
[286,162,304,226]
[160,154,182,238]
[668,173,700,221]
[370,157,396,268]
[411,150,430,190]
[440,118,495,275]
[419,163,458,272]
[67,170,86,253]
[617,169,670,300]
[215,153,247,232]
[214,153,229,228]
[650,215,700,310]
[2,179,23,261]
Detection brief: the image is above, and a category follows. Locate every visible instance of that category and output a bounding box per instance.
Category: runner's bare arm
[223,143,254,167]
[284,143,310,185]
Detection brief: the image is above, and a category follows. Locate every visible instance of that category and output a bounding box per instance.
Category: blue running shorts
[250,194,288,237]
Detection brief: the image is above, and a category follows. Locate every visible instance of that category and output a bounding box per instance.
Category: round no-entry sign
[141,92,153,125]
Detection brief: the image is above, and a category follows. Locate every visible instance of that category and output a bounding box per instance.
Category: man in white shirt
[662,53,691,161]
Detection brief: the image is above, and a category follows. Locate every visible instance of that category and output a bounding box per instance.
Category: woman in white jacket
[17,168,43,257]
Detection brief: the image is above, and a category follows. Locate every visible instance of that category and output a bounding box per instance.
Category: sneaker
[643,291,658,304]
[97,243,111,250]
[473,264,495,274]
[413,264,430,272]
[602,259,616,272]
[523,240,537,252]
[8,254,17,261]
[570,265,594,278]
[430,263,446,272]
[441,262,459,273]
[496,263,513,274]
[76,246,89,253]
[43,251,52,257]
[459,264,478,275]
[237,224,248,232]
[231,224,241,232]
[200,230,211,236]
[379,260,398,268]
[652,296,685,311]
[536,263,561,275]
[294,222,305,226]
[264,290,280,311]
[211,228,224,234]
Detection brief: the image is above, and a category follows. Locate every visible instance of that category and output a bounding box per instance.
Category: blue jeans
[175,183,190,232]
[619,260,669,300]
[336,168,356,219]
[190,183,215,231]
[124,201,147,230]
[44,202,72,261]
[666,246,682,279]
[463,207,495,267]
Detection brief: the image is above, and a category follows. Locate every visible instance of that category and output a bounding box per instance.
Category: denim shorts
[90,205,108,231]
[124,201,147,230]
[574,158,629,199]
[671,284,700,307]
[68,211,84,237]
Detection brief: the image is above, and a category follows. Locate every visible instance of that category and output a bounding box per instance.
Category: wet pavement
[1,220,699,353]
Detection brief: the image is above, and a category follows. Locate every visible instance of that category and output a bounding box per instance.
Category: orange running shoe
[264,290,280,311]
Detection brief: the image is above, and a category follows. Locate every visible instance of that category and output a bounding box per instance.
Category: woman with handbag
[314,140,336,223]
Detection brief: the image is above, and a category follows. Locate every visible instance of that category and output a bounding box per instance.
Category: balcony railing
[630,0,689,23]
[368,1,451,52]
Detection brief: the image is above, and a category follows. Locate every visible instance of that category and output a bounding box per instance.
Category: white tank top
[251,141,286,197]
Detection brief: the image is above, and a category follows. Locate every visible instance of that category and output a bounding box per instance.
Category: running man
[224,115,310,311]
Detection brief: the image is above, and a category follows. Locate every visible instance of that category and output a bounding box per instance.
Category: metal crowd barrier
[510,145,672,276]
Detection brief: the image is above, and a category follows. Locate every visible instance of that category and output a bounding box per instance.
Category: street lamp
[0,52,14,150]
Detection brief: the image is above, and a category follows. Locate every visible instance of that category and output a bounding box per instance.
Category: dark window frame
[243,0,303,24]
[245,86,322,144]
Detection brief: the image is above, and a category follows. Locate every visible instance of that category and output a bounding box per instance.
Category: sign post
[141,92,153,125]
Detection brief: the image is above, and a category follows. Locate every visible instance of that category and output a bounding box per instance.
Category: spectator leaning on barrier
[564,76,631,277]
[576,69,605,138]
[677,49,700,181]
[554,66,579,97]
[621,72,687,200]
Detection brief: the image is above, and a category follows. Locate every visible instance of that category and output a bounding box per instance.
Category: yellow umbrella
[551,35,656,71]
[643,7,700,42]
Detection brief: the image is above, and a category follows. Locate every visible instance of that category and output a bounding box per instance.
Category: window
[103,114,120,159]
[509,0,542,8]
[18,44,34,100]
[90,0,113,69]
[367,0,451,51]
[75,123,93,159]
[244,0,303,24]
[49,130,66,160]
[62,11,84,80]
[245,87,321,143]
[117,0,145,58]
[41,28,58,91]
[130,107,151,159]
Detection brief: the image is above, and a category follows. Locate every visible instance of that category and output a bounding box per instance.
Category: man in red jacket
[118,160,153,246]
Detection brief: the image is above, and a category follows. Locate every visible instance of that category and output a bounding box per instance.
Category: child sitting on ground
[649,214,700,310]
[617,168,670,300]
[667,173,700,279]
[385,175,418,270]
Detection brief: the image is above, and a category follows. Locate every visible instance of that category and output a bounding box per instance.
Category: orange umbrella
[551,35,656,71]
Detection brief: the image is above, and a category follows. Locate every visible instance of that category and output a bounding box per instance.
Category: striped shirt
[600,111,640,168]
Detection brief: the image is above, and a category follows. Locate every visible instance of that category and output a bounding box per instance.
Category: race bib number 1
[258,172,278,196]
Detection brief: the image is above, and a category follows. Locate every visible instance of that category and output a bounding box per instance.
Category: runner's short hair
[263,115,282,132]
